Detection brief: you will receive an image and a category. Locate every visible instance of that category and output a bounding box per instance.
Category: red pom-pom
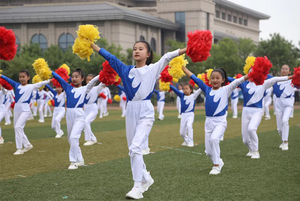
[189,79,195,88]
[99,93,106,99]
[52,67,70,88]
[113,77,121,86]
[50,100,55,107]
[292,66,300,88]
[99,61,118,85]
[186,30,212,62]
[10,102,15,109]
[108,98,112,104]
[0,78,13,90]
[122,96,127,101]
[235,73,243,79]
[248,56,273,85]
[160,65,173,83]
[0,27,18,61]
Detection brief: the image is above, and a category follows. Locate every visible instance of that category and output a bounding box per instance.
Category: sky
[228,0,300,48]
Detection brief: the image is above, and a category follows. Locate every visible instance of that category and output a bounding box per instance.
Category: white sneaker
[220,136,224,141]
[181,142,188,146]
[28,116,34,120]
[22,144,33,153]
[246,151,254,157]
[178,114,181,119]
[281,143,288,151]
[75,160,84,166]
[141,175,154,193]
[279,143,284,149]
[55,132,64,138]
[251,151,260,159]
[104,112,109,117]
[265,116,271,120]
[4,122,11,126]
[187,143,194,147]
[83,141,97,146]
[142,148,150,155]
[219,159,224,171]
[14,149,24,155]
[68,163,78,170]
[0,137,4,144]
[49,114,52,117]
[232,115,237,119]
[38,119,44,123]
[126,187,143,199]
[44,115,47,117]
[209,166,221,175]
[99,116,103,119]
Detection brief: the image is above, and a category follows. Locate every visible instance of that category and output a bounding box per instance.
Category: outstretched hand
[91,43,101,52]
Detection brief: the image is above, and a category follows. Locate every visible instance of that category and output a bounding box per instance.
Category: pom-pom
[50,100,55,107]
[169,54,188,81]
[72,24,100,61]
[0,26,17,61]
[172,78,178,83]
[206,69,214,80]
[114,95,121,102]
[113,76,121,86]
[243,56,256,75]
[32,58,52,80]
[189,79,195,88]
[186,30,212,62]
[0,78,13,90]
[108,98,112,104]
[33,101,37,107]
[99,61,118,85]
[32,75,42,84]
[52,67,69,88]
[10,102,15,109]
[48,100,52,106]
[292,66,300,88]
[234,73,243,79]
[60,64,70,75]
[159,80,170,92]
[99,92,106,99]
[197,72,211,87]
[248,56,273,85]
[160,65,173,83]
[122,96,127,101]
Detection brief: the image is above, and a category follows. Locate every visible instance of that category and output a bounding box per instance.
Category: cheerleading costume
[230,88,240,118]
[117,85,127,117]
[43,90,54,117]
[0,87,8,140]
[175,84,183,117]
[37,89,52,123]
[98,87,109,118]
[4,90,14,124]
[153,90,166,120]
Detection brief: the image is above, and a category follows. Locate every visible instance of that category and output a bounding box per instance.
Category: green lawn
[0,108,299,200]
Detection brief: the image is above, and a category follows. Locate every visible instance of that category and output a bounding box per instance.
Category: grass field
[0,106,299,201]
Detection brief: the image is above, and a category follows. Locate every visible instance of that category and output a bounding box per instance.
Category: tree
[238,38,256,62]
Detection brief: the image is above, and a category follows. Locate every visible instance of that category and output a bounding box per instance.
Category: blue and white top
[170,85,202,114]
[231,88,240,100]
[0,87,8,109]
[45,85,66,107]
[84,75,105,105]
[273,79,295,107]
[52,72,98,108]
[98,48,179,101]
[191,75,245,117]
[153,90,166,102]
[1,75,50,111]
[36,89,52,101]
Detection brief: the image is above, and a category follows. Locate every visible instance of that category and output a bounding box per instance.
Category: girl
[263,87,273,120]
[230,87,240,118]
[98,86,109,118]
[91,41,186,199]
[153,89,165,120]
[43,87,53,117]
[83,74,105,146]
[117,85,127,117]
[36,88,52,123]
[176,84,183,118]
[182,66,248,175]
[45,84,66,138]
[170,83,202,147]
[0,84,8,144]
[0,70,50,155]
[4,90,14,124]
[273,65,296,150]
[52,68,100,169]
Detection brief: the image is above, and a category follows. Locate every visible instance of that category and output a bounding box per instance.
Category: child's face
[178,85,183,90]
[133,42,150,64]
[56,87,63,93]
[281,65,291,76]
[86,75,94,84]
[183,85,192,95]
[19,72,30,85]
[71,72,84,87]
[210,71,224,89]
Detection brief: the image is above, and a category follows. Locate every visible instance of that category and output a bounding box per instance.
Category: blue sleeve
[267,74,273,79]
[52,72,71,92]
[190,74,208,93]
[176,83,179,89]
[170,85,184,98]
[153,89,159,94]
[45,84,57,95]
[98,48,129,77]
[228,77,235,83]
[117,85,125,92]
[1,75,18,88]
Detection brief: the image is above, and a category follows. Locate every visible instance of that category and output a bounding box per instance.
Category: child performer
[103,86,111,116]
[183,66,248,175]
[176,84,183,118]
[43,87,53,117]
[45,84,66,138]
[0,84,8,144]
[273,65,296,150]
[263,87,273,120]
[230,87,240,118]
[117,85,127,117]
[153,89,166,120]
[0,70,50,155]
[98,86,108,118]
[83,74,105,146]
[52,68,100,169]
[170,83,202,147]
[91,41,187,199]
[37,88,51,123]
[4,89,14,125]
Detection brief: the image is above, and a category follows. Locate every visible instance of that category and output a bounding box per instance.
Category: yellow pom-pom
[33,102,37,107]
[114,95,121,102]
[206,69,214,80]
[197,73,205,82]
[159,80,170,92]
[168,54,188,81]
[0,70,3,74]
[60,64,70,75]
[172,77,178,83]
[77,24,100,42]
[243,56,256,74]
[32,58,52,80]
[32,75,42,84]
[48,100,52,106]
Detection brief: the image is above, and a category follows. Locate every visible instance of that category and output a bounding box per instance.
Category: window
[222,12,226,20]
[175,12,186,42]
[244,19,248,26]
[239,18,243,25]
[58,33,75,51]
[233,16,237,23]
[150,38,156,52]
[206,13,210,30]
[140,35,145,41]
[15,36,20,53]
[216,10,220,18]
[227,14,231,22]
[31,34,47,50]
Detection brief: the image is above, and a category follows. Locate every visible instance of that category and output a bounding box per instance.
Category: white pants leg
[13,109,31,149]
[32,104,37,116]
[276,104,292,142]
[242,107,263,152]
[180,112,195,144]
[84,104,98,142]
[0,111,5,137]
[204,115,227,165]
[37,100,44,121]
[45,104,52,116]
[4,102,11,124]
[104,98,108,114]
[231,98,238,117]
[264,97,272,117]
[52,107,65,134]
[44,102,48,116]
[99,100,105,118]
[157,101,165,120]
[120,101,127,117]
[66,108,85,163]
[176,97,181,114]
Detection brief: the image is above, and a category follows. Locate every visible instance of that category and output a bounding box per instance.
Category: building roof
[0,2,180,30]
[213,0,270,20]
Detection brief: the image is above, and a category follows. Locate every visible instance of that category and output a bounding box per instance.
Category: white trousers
[99,99,107,118]
[31,103,37,116]
[241,107,263,152]
[51,107,65,135]
[205,115,227,165]
[126,100,153,183]
[157,101,165,119]
[5,101,12,124]
[37,100,44,121]
[263,97,272,117]
[84,103,98,141]
[66,108,85,163]
[275,102,293,142]
[0,110,5,137]
[44,102,52,116]
[180,112,195,145]
[13,105,31,149]
[120,101,127,117]
[231,98,238,117]
[176,97,181,114]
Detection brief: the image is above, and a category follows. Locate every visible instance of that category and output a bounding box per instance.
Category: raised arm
[52,71,70,91]
[226,76,248,97]
[45,84,57,96]
[0,75,18,88]
[1,86,8,95]
[96,83,106,94]
[170,85,184,98]
[264,76,291,89]
[86,75,100,94]
[193,88,202,100]
[182,66,208,93]
[33,80,51,90]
